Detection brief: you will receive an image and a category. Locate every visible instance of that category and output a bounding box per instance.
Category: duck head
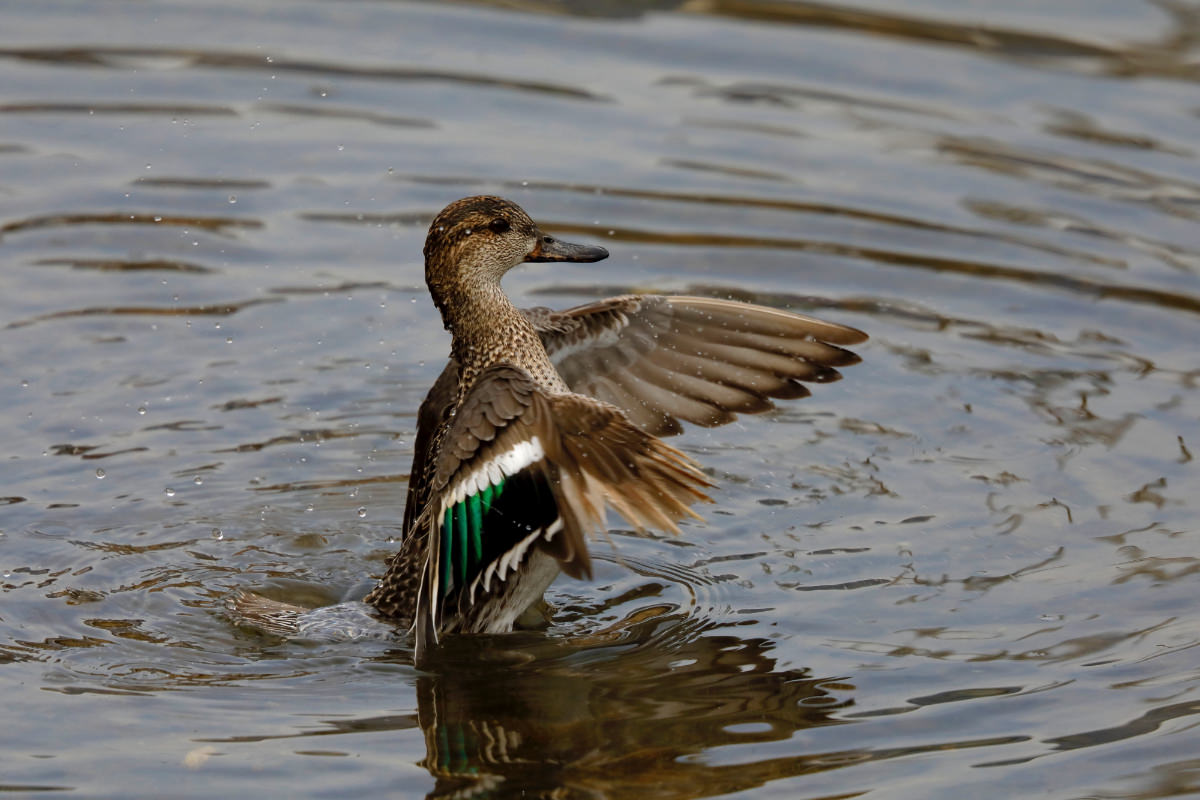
[423,196,608,315]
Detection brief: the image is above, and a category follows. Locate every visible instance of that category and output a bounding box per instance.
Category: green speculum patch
[440,477,504,599]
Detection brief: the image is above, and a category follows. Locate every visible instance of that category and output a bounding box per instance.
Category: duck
[233,195,867,662]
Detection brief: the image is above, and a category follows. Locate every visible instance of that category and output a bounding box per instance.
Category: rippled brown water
[2,0,1199,797]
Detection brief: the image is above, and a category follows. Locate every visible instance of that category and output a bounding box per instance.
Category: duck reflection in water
[212,622,854,799]
[414,630,851,799]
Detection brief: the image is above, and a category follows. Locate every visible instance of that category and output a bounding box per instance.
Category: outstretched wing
[528,295,866,436]
[401,295,864,538]
[413,363,712,656]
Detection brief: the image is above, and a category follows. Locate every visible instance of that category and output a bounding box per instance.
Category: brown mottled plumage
[356,196,866,663]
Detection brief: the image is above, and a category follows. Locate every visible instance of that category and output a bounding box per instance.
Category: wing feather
[411,364,713,660]
[532,295,865,436]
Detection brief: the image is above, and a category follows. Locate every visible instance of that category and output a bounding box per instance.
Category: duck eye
[488,218,511,234]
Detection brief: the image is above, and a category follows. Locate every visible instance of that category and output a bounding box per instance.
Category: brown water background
[2,1,1199,797]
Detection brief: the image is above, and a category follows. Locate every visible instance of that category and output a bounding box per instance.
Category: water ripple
[0,46,610,101]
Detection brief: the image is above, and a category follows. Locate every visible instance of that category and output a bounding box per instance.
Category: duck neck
[434,276,562,393]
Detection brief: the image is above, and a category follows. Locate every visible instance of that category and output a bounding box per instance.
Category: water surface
[2,0,1199,797]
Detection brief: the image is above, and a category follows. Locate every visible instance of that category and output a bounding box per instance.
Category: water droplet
[211,528,224,540]
[305,504,314,513]
[95,468,106,479]
[228,195,237,204]
[520,180,529,186]
[337,144,344,152]
[164,487,176,497]
[153,216,163,223]
[357,507,367,518]
[137,407,147,415]
[145,163,152,170]
[193,476,203,486]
